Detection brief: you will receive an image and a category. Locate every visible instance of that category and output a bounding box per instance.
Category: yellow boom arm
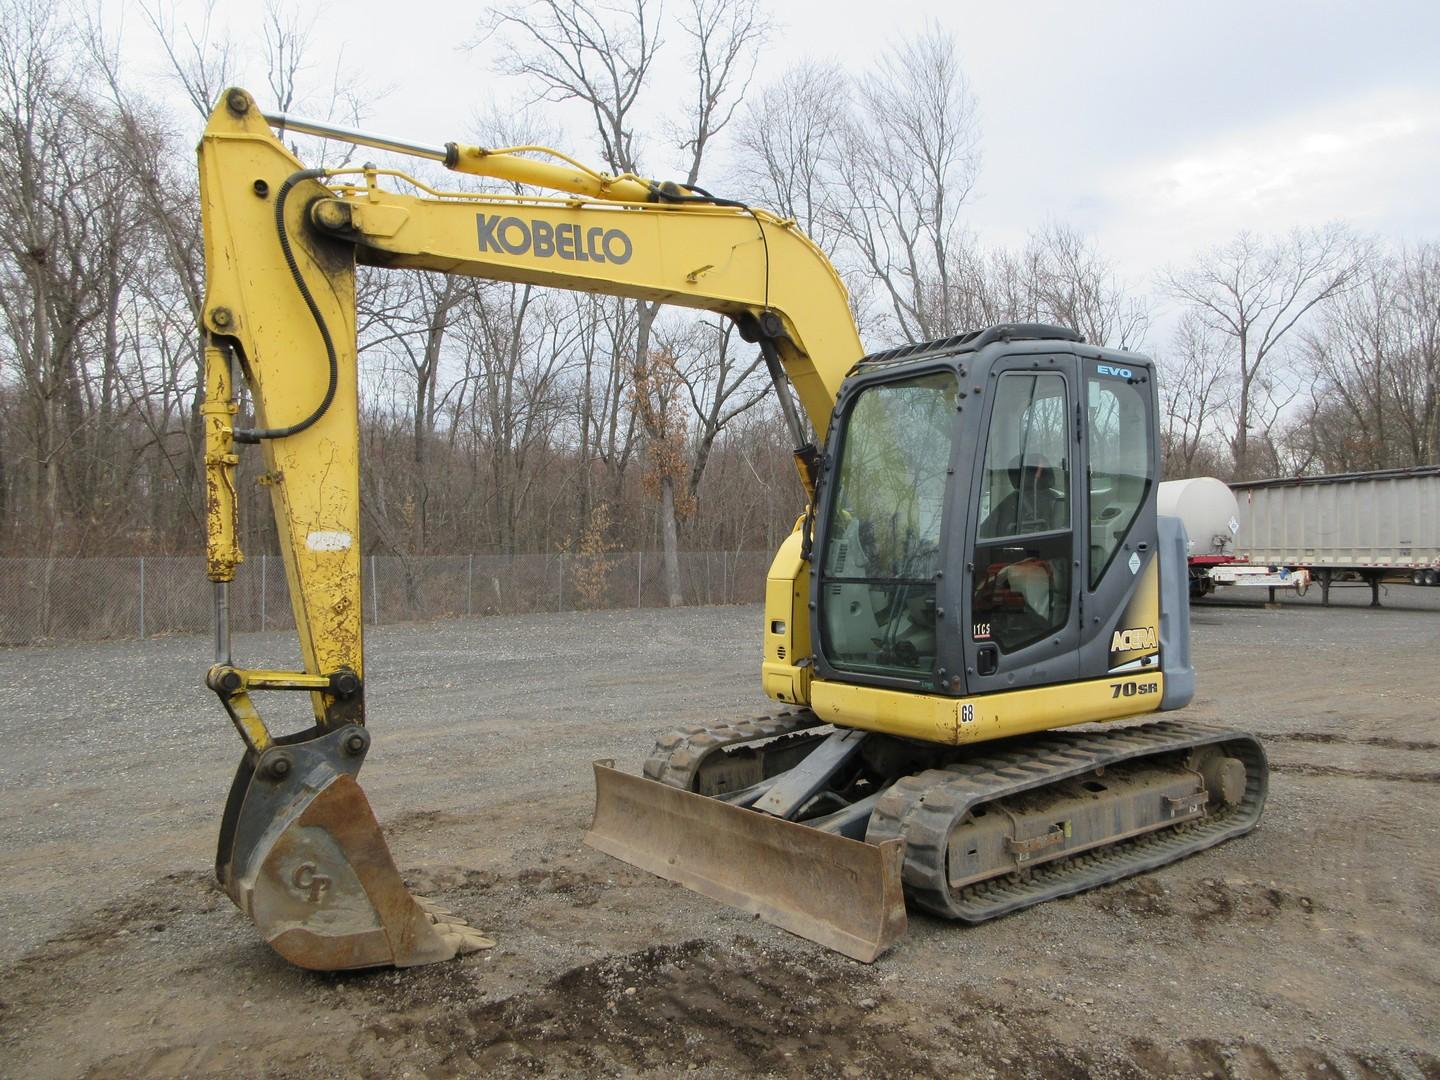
[199,88,859,731]
[196,88,858,969]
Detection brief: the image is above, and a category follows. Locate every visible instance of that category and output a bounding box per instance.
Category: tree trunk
[660,476,683,607]
[412,378,429,555]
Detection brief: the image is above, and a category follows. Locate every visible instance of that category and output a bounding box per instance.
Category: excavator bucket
[215,725,493,971]
[585,762,908,963]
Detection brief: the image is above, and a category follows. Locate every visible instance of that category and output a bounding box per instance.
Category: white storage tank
[1157,477,1240,557]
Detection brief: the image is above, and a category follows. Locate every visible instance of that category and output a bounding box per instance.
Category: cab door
[962,354,1083,694]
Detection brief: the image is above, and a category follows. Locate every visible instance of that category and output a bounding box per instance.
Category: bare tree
[1025,223,1149,349]
[487,0,660,175]
[732,60,847,254]
[686,401,802,554]
[673,0,767,186]
[578,294,641,516]
[85,14,215,535]
[1301,250,1396,469]
[564,292,611,533]
[630,345,691,606]
[1155,312,1231,478]
[487,0,666,565]
[487,0,766,604]
[358,273,470,555]
[0,1,116,550]
[477,284,577,555]
[1160,226,1361,479]
[257,1,367,131]
[261,2,311,113]
[944,242,1035,330]
[834,25,981,342]
[661,315,768,507]
[1301,241,1440,471]
[139,1,235,119]
[1395,242,1440,465]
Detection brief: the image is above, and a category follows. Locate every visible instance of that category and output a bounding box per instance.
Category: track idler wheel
[215,724,493,970]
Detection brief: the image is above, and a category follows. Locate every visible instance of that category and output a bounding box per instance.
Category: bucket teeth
[413,895,495,946]
[435,922,497,954]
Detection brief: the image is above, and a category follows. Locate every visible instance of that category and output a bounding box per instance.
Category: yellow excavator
[198,89,1267,970]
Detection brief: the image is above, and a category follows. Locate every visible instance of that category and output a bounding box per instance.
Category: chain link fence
[0,551,773,646]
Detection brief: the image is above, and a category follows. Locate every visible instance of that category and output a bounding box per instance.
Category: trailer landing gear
[1313,569,1384,607]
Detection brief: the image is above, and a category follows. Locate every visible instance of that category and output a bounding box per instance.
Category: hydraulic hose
[233,167,338,444]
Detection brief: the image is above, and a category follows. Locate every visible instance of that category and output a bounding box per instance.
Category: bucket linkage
[210,661,492,971]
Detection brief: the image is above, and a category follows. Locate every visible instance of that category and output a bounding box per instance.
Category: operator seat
[980,456,1066,538]
[976,456,1068,634]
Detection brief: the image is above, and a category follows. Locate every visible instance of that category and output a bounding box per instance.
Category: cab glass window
[820,372,956,680]
[972,373,1071,653]
[1087,375,1152,588]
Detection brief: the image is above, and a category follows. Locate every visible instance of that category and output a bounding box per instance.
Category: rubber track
[643,712,827,790]
[865,720,1268,922]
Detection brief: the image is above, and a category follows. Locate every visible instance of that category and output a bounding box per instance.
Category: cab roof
[852,323,1083,373]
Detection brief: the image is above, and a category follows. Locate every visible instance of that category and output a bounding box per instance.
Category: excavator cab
[810,325,1161,698]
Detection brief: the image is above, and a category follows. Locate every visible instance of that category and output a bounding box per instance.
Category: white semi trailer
[1232,466,1440,605]
[1161,467,1440,605]
[1158,477,1312,598]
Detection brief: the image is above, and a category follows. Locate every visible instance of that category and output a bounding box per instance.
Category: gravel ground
[0,587,1437,1079]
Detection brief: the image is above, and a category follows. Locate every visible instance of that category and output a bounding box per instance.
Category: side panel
[762,529,813,707]
[1158,515,1195,711]
[1074,360,1162,685]
[808,672,1164,747]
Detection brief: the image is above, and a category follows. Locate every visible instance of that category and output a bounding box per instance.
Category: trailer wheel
[1427,569,1439,587]
[1413,570,1426,587]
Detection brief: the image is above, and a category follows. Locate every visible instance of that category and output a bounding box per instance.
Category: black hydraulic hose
[233,167,338,444]
[682,184,748,209]
[648,179,748,210]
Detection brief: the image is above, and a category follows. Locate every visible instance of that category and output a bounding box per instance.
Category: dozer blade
[215,724,493,971]
[585,762,907,963]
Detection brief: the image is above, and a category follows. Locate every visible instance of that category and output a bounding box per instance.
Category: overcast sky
[118,0,1440,340]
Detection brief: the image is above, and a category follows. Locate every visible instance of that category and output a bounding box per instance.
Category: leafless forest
[1,0,1436,596]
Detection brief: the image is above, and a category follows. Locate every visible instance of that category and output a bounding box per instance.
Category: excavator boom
[198,88,883,969]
